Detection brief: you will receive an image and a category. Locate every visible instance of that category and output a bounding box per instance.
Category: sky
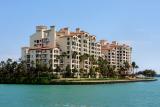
[0,0,160,73]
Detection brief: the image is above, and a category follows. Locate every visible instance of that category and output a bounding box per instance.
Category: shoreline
[0,78,157,85]
[50,78,157,85]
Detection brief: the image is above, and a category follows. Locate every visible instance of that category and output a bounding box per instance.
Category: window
[36,54,39,57]
[73,37,76,40]
[72,42,76,45]
[83,40,87,43]
[27,55,30,58]
[54,50,58,53]
[67,56,70,59]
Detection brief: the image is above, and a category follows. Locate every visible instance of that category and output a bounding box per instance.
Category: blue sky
[0,0,160,73]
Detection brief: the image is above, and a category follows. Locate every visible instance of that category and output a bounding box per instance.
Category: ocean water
[0,79,159,107]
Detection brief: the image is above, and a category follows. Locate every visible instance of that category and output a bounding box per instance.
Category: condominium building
[21,26,60,69]
[21,25,101,72]
[56,27,101,72]
[21,25,132,73]
[100,40,132,70]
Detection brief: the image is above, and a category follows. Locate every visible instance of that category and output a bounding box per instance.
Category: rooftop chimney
[36,25,47,32]
[76,28,80,33]
[100,40,108,45]
[64,27,70,35]
[50,25,55,31]
[50,25,55,29]
[112,41,117,45]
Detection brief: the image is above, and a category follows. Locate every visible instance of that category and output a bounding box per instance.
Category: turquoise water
[0,79,159,107]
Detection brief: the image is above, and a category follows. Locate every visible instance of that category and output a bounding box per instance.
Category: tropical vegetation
[0,56,155,84]
[136,69,156,77]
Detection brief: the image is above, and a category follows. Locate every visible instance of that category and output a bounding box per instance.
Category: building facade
[21,25,101,72]
[100,40,132,71]
[22,25,132,72]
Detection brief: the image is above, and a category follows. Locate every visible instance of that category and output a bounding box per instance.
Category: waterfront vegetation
[0,58,156,84]
[136,69,156,77]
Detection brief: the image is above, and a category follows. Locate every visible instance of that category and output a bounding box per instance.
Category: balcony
[54,50,59,53]
[83,40,88,43]
[54,60,59,63]
[72,42,76,45]
[85,65,89,68]
[72,59,77,63]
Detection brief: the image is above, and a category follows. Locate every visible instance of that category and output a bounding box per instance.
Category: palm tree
[11,61,18,74]
[16,60,27,77]
[89,67,96,77]
[72,51,78,59]
[59,52,67,68]
[79,54,89,63]
[72,68,78,74]
[5,58,13,78]
[59,52,67,62]
[97,57,110,77]
[31,60,35,67]
[0,61,5,69]
[29,60,36,78]
[88,55,97,77]
[54,65,61,72]
[124,61,131,75]
[89,55,97,67]
[65,65,71,77]
[107,65,116,78]
[6,58,12,64]
[118,66,126,77]
[79,53,89,71]
[47,59,54,79]
[132,61,136,75]
[61,52,67,58]
[49,59,52,67]
[79,54,90,77]
[35,61,44,78]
